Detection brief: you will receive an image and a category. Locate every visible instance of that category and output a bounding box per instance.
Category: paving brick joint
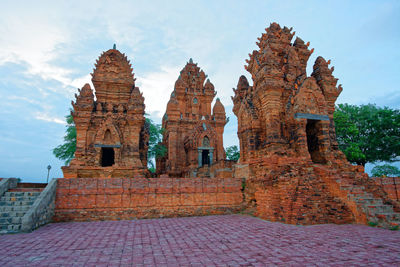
[1,215,399,266]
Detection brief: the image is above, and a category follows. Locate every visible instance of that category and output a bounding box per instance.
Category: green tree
[334,104,400,166]
[226,145,240,162]
[53,114,76,164]
[371,164,400,177]
[146,118,167,173]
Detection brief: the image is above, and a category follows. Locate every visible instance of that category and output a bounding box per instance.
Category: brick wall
[373,177,400,202]
[54,177,243,222]
[251,167,354,225]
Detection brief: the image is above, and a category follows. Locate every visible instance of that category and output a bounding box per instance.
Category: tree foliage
[371,164,400,177]
[146,118,166,172]
[53,114,76,164]
[226,145,240,162]
[334,104,400,166]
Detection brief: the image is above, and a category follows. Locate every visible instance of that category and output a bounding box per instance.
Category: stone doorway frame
[197,147,214,167]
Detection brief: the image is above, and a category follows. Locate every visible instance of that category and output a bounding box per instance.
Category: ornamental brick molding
[156,59,229,177]
[62,48,149,178]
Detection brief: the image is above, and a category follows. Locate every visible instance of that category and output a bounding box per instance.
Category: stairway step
[353,197,383,205]
[1,211,28,217]
[0,223,21,232]
[0,205,31,212]
[0,216,22,224]
[8,188,43,192]
[4,191,41,197]
[365,205,394,214]
[0,201,35,206]
[0,196,38,202]
[373,212,400,221]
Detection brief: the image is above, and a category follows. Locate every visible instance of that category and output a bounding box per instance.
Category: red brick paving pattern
[0,215,399,266]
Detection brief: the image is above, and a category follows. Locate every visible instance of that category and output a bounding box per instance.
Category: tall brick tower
[231,23,400,228]
[157,59,227,177]
[232,22,343,168]
[62,47,149,178]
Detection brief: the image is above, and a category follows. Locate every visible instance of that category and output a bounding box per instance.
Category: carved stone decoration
[62,47,149,178]
[156,59,227,177]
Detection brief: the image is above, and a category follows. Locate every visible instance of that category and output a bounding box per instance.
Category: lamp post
[47,165,51,183]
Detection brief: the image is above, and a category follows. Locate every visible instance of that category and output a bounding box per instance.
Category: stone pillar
[209,149,213,165]
[198,149,202,167]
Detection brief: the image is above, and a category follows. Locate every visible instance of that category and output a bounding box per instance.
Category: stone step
[0,223,21,233]
[1,210,27,218]
[4,191,41,197]
[0,200,35,206]
[0,205,31,212]
[365,205,394,214]
[353,197,383,205]
[373,212,400,221]
[0,196,38,202]
[8,188,43,193]
[0,216,22,224]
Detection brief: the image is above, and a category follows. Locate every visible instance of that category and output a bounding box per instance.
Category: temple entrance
[306,119,326,164]
[101,147,115,167]
[202,150,210,166]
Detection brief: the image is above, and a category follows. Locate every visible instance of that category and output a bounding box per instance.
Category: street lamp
[47,165,51,183]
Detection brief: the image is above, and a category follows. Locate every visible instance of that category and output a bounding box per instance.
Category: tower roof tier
[91,48,136,104]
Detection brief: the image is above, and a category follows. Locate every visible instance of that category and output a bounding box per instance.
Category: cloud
[34,112,66,125]
[136,66,181,121]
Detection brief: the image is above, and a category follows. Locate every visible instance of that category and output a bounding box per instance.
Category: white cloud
[34,112,66,125]
[136,66,181,121]
[0,13,72,85]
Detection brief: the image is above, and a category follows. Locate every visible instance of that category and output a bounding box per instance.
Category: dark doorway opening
[101,147,115,167]
[306,119,326,164]
[202,150,210,166]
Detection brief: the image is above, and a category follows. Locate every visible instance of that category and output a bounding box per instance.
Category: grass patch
[367,221,378,227]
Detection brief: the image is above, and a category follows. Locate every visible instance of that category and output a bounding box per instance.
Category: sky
[0,0,399,182]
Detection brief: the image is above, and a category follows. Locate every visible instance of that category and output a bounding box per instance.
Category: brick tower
[157,59,227,177]
[232,23,400,227]
[62,47,149,178]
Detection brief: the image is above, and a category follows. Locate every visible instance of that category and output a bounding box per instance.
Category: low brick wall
[54,177,243,222]
[373,177,400,202]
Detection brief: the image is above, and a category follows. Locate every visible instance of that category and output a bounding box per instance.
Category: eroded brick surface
[1,215,399,266]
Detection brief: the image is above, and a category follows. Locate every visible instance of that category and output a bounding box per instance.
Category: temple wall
[248,164,355,225]
[54,177,243,222]
[373,177,400,202]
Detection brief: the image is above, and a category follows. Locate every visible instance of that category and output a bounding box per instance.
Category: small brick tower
[157,59,227,177]
[62,47,149,178]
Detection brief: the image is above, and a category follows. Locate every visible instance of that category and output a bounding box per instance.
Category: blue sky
[0,0,399,182]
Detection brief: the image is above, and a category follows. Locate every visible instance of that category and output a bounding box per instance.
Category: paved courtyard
[0,215,399,266]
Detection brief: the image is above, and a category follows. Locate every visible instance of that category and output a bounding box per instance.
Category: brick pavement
[0,215,399,266]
